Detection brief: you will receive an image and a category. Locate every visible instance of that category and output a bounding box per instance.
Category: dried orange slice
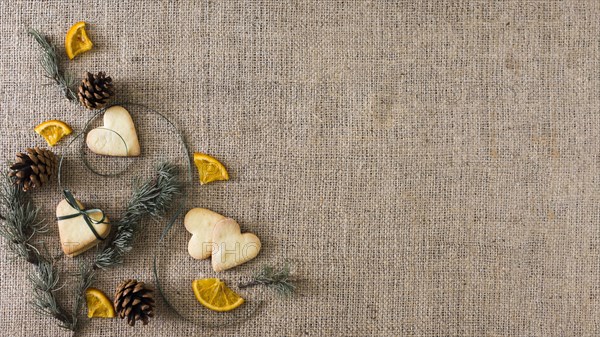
[193,152,229,185]
[192,278,244,312]
[34,119,73,146]
[85,287,116,318]
[65,21,93,59]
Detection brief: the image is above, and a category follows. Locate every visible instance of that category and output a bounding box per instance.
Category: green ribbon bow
[56,189,107,241]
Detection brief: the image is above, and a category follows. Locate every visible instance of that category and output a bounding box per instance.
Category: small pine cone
[8,147,58,192]
[114,279,155,326]
[78,71,114,110]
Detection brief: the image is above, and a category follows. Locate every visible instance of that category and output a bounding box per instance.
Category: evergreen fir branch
[0,177,77,330]
[29,254,77,330]
[93,162,183,269]
[70,261,96,328]
[239,264,297,296]
[28,28,78,102]
[0,177,45,263]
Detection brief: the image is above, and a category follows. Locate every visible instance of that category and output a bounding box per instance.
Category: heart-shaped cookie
[211,218,261,272]
[56,198,110,257]
[184,208,225,260]
[86,105,141,156]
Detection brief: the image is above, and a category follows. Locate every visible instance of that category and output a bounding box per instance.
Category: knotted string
[56,189,108,241]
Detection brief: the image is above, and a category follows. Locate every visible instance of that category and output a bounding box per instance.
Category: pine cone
[8,147,58,192]
[78,71,114,109]
[114,279,155,326]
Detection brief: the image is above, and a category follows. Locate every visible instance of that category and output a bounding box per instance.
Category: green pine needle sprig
[28,28,78,102]
[0,176,77,330]
[69,261,96,329]
[0,176,46,263]
[29,255,77,330]
[93,161,183,269]
[239,264,297,296]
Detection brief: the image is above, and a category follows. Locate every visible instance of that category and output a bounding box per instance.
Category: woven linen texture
[1,1,600,336]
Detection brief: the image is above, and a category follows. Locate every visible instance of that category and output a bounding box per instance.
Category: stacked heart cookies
[56,195,110,257]
[185,208,261,272]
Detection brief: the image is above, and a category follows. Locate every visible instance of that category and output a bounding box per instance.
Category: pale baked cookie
[86,105,141,156]
[184,208,225,260]
[211,218,261,272]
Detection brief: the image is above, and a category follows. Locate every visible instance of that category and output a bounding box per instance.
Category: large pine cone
[78,71,114,110]
[9,147,58,192]
[114,279,155,326]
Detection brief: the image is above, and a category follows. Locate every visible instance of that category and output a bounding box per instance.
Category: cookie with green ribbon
[56,190,111,257]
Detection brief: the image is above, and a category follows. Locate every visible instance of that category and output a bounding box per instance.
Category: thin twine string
[57,102,260,328]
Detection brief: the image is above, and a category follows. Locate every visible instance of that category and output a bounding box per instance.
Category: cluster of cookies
[56,106,262,271]
[185,208,261,272]
[57,105,139,257]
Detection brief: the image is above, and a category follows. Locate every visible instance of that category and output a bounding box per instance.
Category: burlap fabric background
[1,1,599,336]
